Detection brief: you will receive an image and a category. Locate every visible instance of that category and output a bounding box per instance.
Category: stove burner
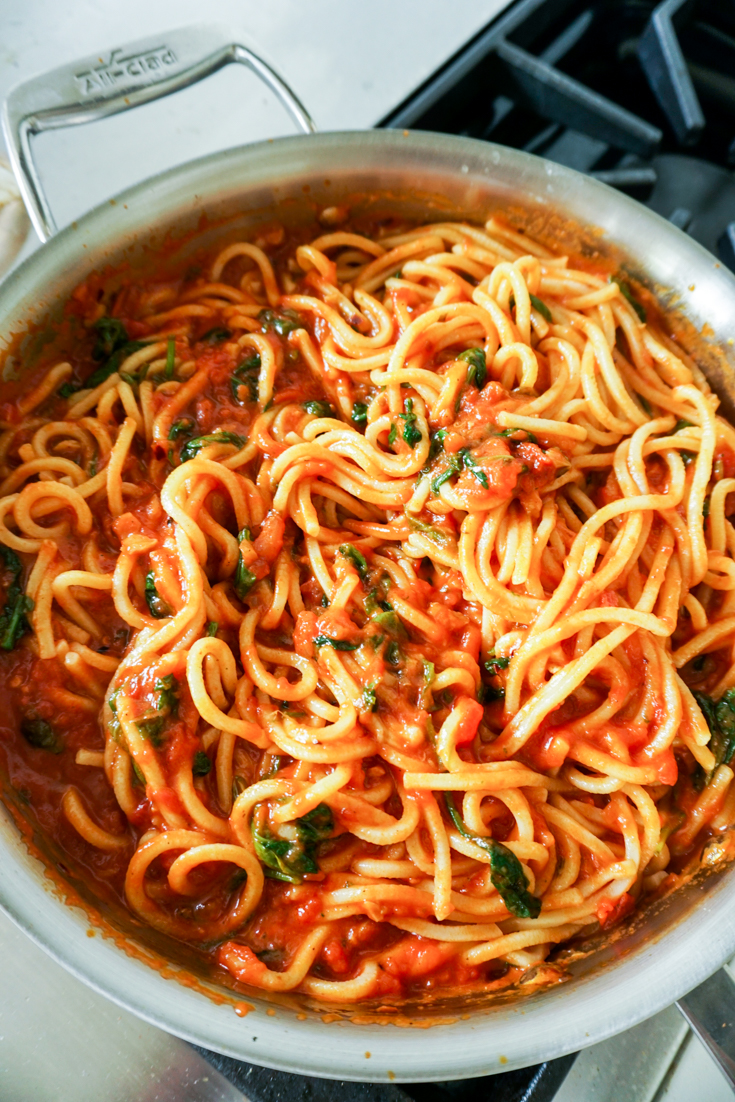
[647,154,735,255]
[379,0,735,272]
[638,0,706,146]
[195,1045,576,1102]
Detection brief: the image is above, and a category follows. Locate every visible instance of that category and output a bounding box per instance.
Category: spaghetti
[0,211,734,1002]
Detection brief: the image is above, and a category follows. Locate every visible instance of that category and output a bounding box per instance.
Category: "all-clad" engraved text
[74,46,177,95]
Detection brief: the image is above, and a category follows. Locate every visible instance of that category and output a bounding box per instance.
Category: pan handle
[1,24,317,243]
[677,967,735,1089]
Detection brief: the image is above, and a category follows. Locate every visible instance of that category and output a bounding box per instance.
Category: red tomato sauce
[0,218,704,1002]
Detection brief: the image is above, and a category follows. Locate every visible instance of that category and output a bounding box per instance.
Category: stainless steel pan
[3,24,735,1087]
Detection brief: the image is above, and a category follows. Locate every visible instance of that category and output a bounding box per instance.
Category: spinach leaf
[674,419,694,433]
[144,572,172,619]
[695,690,718,732]
[136,675,179,747]
[339,543,368,582]
[92,317,129,361]
[87,340,148,389]
[164,338,176,380]
[458,347,487,389]
[0,546,32,651]
[231,353,261,405]
[420,660,435,708]
[192,750,212,776]
[206,621,219,637]
[357,683,378,712]
[352,401,368,425]
[155,673,179,718]
[430,448,489,492]
[485,653,510,676]
[478,651,509,703]
[135,714,165,745]
[488,837,542,919]
[610,276,646,322]
[262,754,285,778]
[106,690,121,741]
[658,806,686,845]
[180,431,246,462]
[168,417,195,441]
[407,517,451,546]
[87,339,147,392]
[234,528,257,601]
[364,588,392,617]
[431,453,463,492]
[426,427,447,467]
[388,423,397,446]
[88,317,148,389]
[529,293,552,322]
[251,801,333,882]
[398,398,422,447]
[694,689,735,775]
[303,399,333,418]
[477,681,505,704]
[445,793,541,919]
[258,308,304,336]
[251,827,307,881]
[297,803,333,845]
[200,327,232,344]
[460,449,489,489]
[21,716,63,754]
[495,427,538,444]
[313,635,359,651]
[372,609,404,636]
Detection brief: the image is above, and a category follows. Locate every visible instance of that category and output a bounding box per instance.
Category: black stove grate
[379,0,735,266]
